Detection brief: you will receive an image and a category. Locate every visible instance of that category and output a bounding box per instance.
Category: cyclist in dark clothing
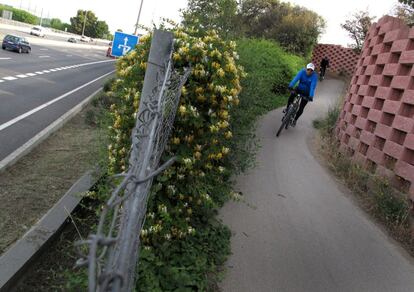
[284,63,318,126]
[320,56,329,80]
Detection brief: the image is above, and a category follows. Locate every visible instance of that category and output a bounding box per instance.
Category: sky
[1,0,401,46]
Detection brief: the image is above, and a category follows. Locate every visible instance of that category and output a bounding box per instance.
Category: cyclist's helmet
[306,63,315,71]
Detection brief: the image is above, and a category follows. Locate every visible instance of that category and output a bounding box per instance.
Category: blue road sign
[111,31,139,57]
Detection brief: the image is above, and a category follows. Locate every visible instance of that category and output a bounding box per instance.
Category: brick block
[361,96,375,108]
[390,76,411,89]
[400,50,414,64]
[358,85,370,96]
[404,134,414,151]
[383,140,404,159]
[355,116,366,128]
[392,116,414,133]
[376,52,391,64]
[362,56,371,66]
[375,87,391,99]
[349,137,360,149]
[383,100,400,114]
[409,27,414,39]
[402,90,414,104]
[367,146,384,164]
[365,65,376,75]
[372,44,384,55]
[375,123,392,139]
[368,109,382,123]
[391,39,409,52]
[360,130,375,145]
[345,124,356,136]
[383,63,400,75]
[368,75,383,86]
[376,164,394,179]
[394,160,414,182]
[354,152,368,164]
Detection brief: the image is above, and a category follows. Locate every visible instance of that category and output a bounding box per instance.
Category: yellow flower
[219,110,229,120]
[195,87,204,94]
[179,105,187,115]
[212,62,221,69]
[216,153,223,160]
[197,95,206,102]
[195,144,202,151]
[217,68,225,78]
[225,131,233,139]
[173,52,181,62]
[181,86,188,96]
[222,147,230,155]
[194,151,202,160]
[212,139,218,145]
[140,62,147,70]
[172,137,180,145]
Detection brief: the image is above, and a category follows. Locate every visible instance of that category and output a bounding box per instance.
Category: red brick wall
[336,16,414,199]
[312,44,360,76]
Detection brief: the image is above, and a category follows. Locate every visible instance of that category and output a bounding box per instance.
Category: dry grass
[0,104,103,254]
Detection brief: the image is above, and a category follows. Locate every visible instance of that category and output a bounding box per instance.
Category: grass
[313,105,414,256]
[0,102,103,255]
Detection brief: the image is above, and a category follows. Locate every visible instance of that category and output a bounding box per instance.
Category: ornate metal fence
[76,30,191,292]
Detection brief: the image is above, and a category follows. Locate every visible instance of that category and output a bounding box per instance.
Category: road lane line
[49,69,57,72]
[39,48,49,51]
[42,70,51,73]
[39,56,50,58]
[0,80,4,83]
[35,71,44,74]
[0,70,115,132]
[16,74,28,78]
[0,57,11,60]
[26,73,37,77]
[3,76,17,81]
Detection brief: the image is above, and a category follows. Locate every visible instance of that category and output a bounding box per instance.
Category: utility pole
[39,8,43,27]
[133,0,144,35]
[82,10,87,36]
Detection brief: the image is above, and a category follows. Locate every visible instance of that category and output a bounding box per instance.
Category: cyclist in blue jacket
[284,63,318,126]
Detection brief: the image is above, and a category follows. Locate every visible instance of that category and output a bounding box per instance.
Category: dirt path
[220,78,414,292]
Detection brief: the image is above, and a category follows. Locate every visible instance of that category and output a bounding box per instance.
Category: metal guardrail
[76,30,191,292]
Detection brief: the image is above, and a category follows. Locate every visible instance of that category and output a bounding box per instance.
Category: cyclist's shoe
[292,119,297,127]
[282,107,288,114]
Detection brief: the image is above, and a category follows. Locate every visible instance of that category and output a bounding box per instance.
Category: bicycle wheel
[276,118,288,137]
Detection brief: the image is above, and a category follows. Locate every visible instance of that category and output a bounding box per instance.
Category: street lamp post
[133,0,144,35]
[82,10,87,36]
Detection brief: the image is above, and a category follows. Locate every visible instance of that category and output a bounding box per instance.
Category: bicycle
[276,93,303,137]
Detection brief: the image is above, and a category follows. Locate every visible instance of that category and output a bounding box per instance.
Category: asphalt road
[220,78,414,292]
[0,43,115,161]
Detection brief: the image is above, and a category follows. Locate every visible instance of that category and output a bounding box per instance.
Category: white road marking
[16,74,28,78]
[0,80,4,83]
[26,73,37,77]
[40,48,49,51]
[3,76,17,81]
[49,69,57,72]
[0,57,11,60]
[42,70,51,73]
[39,55,50,58]
[35,71,44,74]
[0,70,115,132]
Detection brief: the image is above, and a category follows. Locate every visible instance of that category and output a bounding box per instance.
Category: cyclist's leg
[286,89,297,108]
[294,98,309,121]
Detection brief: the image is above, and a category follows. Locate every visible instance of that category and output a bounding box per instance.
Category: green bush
[0,5,38,25]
